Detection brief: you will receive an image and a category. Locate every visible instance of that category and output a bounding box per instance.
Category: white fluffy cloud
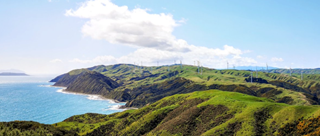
[271,57,284,62]
[65,0,258,68]
[65,0,190,52]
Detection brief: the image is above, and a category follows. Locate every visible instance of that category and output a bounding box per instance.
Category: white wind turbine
[227,61,229,69]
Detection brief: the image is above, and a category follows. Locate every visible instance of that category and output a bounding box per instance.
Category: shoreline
[55,87,120,103]
[53,86,137,110]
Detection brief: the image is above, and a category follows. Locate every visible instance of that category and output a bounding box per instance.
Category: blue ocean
[0,76,125,124]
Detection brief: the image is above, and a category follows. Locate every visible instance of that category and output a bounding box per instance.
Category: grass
[53,89,320,135]
[93,64,320,93]
[60,64,320,108]
[45,64,320,135]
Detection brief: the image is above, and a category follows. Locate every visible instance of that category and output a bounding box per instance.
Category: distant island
[0,72,28,76]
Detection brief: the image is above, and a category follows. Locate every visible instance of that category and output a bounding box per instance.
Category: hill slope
[0,121,77,136]
[55,90,320,136]
[66,71,119,94]
[51,64,320,107]
[3,63,320,135]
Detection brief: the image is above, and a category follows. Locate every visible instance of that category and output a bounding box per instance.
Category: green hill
[54,90,320,136]
[0,121,77,136]
[266,68,320,75]
[52,64,320,107]
[3,90,320,135]
[3,64,320,135]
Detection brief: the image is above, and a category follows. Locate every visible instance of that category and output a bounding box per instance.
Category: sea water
[0,76,125,124]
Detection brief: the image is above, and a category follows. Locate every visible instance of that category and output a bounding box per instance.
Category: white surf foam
[38,85,52,87]
[87,95,105,101]
[55,89,119,104]
[56,89,64,93]
[109,105,122,110]
[102,105,124,111]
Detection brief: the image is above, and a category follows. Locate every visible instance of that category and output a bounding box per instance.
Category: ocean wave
[39,85,66,89]
[102,105,123,111]
[56,89,64,93]
[38,85,52,88]
[87,95,105,101]
[109,105,122,110]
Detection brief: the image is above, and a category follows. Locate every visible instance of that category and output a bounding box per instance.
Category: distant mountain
[0,69,28,76]
[0,72,28,76]
[0,69,25,73]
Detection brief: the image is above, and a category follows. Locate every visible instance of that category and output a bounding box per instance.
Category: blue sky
[1,0,320,75]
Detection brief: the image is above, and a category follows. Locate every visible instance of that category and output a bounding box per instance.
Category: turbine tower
[301,70,303,80]
[180,60,182,69]
[290,67,292,76]
[227,61,229,69]
[266,63,268,73]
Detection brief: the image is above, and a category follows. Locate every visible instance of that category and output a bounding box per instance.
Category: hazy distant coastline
[0,72,28,76]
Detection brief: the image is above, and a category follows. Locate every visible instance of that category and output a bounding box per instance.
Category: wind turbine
[227,61,229,69]
[266,63,268,73]
[301,70,303,80]
[180,60,182,69]
[289,67,292,76]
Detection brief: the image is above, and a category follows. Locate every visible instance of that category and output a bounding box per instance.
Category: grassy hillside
[0,121,77,136]
[53,64,320,107]
[267,68,320,75]
[3,64,320,135]
[54,90,320,136]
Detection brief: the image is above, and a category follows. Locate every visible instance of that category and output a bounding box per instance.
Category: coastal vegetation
[3,64,320,135]
[54,90,320,135]
[52,64,320,107]
[0,121,77,136]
